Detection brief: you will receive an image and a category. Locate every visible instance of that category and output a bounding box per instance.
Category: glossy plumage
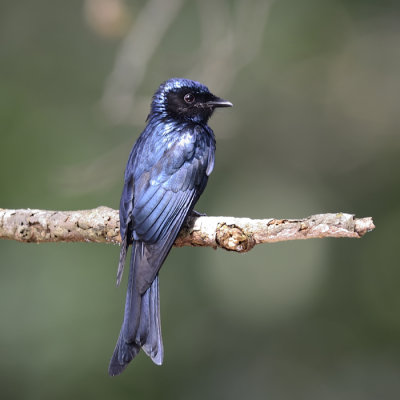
[108,78,232,376]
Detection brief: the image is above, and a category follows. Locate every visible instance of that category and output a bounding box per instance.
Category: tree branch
[0,207,375,252]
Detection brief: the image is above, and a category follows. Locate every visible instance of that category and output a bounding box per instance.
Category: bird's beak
[207,97,233,108]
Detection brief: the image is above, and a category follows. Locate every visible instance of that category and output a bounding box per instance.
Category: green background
[1,0,399,399]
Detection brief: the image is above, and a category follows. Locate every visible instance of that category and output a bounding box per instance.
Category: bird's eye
[184,93,195,104]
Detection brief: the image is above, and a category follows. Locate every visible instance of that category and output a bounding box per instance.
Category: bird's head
[150,78,232,124]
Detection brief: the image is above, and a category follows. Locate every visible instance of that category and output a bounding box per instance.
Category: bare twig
[189,0,273,93]
[101,0,184,124]
[0,207,375,252]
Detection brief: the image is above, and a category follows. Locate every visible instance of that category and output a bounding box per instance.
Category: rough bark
[0,207,375,253]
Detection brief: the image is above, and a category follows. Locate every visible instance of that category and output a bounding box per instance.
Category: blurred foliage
[1,0,400,399]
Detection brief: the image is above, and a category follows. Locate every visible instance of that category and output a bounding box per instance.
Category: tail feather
[121,244,141,342]
[108,245,164,376]
[108,332,141,376]
[140,275,163,365]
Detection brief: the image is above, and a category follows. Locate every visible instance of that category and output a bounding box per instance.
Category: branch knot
[216,223,255,252]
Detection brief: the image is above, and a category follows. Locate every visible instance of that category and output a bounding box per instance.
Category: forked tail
[108,252,163,376]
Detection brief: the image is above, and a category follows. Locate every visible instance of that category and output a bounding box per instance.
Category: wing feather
[119,124,214,292]
[134,190,198,294]
[146,189,195,244]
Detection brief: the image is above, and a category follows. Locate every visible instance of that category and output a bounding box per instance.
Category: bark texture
[0,207,375,252]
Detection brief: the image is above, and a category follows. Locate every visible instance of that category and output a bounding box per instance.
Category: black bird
[109,78,232,376]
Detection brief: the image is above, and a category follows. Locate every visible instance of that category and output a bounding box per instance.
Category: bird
[108,78,232,376]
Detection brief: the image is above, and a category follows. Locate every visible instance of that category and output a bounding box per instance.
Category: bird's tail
[108,245,164,376]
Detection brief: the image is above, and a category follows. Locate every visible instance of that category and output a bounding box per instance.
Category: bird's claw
[192,210,207,217]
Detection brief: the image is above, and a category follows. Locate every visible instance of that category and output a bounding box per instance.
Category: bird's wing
[131,126,213,294]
